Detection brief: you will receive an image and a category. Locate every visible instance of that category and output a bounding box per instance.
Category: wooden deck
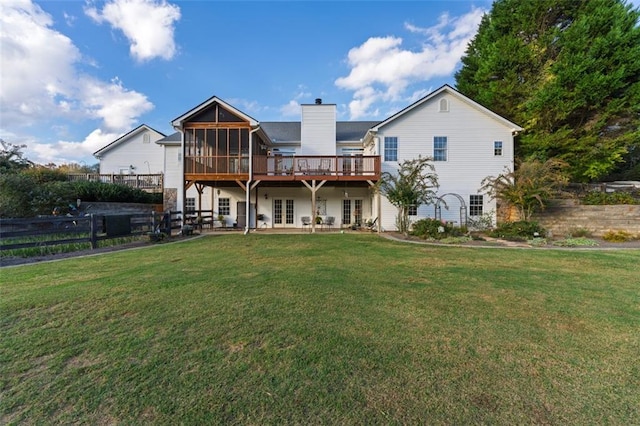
[184,155,380,182]
[68,173,163,192]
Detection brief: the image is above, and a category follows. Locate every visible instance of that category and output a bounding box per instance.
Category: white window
[384,137,398,162]
[469,195,483,216]
[494,141,503,156]
[218,198,230,216]
[408,204,418,216]
[185,197,196,212]
[434,136,447,161]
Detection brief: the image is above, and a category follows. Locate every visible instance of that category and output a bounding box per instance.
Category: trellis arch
[434,193,468,227]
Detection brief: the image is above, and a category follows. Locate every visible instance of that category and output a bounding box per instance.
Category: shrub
[410,218,466,240]
[567,227,592,238]
[527,237,548,247]
[602,230,635,243]
[467,210,495,231]
[581,191,638,205]
[552,238,599,247]
[0,175,161,218]
[489,221,546,242]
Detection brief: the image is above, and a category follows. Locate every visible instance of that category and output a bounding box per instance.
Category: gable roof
[171,96,259,129]
[370,84,523,133]
[93,124,165,158]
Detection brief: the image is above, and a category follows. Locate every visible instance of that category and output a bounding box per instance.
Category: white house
[94,124,166,176]
[95,85,522,231]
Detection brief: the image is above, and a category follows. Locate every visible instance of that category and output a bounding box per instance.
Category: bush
[489,221,546,242]
[410,218,466,240]
[567,227,592,238]
[552,238,599,247]
[602,230,635,243]
[71,181,160,203]
[0,173,161,218]
[581,191,638,205]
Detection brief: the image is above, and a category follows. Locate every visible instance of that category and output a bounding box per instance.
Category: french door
[273,199,295,227]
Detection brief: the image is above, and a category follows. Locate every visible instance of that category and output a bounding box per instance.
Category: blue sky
[0,0,551,165]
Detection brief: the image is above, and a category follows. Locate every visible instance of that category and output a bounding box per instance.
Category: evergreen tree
[456,0,640,181]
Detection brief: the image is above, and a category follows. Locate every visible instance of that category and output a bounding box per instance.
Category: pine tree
[456,0,640,181]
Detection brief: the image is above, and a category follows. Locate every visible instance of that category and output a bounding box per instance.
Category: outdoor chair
[297,159,309,175]
[301,216,311,231]
[324,216,335,231]
[319,158,331,174]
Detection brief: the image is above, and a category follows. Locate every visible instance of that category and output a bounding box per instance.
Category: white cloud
[27,129,120,166]
[0,0,155,164]
[85,0,181,62]
[335,7,485,119]
[280,86,312,117]
[280,100,301,117]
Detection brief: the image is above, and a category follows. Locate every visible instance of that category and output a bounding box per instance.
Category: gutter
[245,126,261,235]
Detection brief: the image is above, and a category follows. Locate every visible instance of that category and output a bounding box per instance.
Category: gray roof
[156,131,181,145]
[261,121,378,144]
[261,122,301,143]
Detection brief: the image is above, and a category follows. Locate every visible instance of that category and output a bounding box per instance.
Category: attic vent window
[143,133,151,143]
[439,98,449,112]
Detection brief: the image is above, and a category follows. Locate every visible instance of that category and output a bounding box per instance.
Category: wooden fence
[0,211,183,252]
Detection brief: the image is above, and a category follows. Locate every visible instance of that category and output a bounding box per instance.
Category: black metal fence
[0,211,182,252]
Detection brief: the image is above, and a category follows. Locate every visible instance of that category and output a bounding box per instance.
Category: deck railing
[68,174,163,192]
[253,155,380,179]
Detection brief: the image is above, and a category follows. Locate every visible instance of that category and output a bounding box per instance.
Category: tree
[481,158,569,221]
[0,139,33,174]
[378,156,439,234]
[456,0,640,181]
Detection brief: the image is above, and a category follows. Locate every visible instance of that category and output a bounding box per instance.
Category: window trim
[433,136,448,162]
[438,98,449,112]
[185,197,196,213]
[469,195,483,216]
[218,197,230,216]
[384,136,398,162]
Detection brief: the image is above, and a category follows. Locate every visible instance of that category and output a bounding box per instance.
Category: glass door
[273,199,295,227]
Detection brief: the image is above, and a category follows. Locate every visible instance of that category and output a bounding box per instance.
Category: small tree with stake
[378,156,439,235]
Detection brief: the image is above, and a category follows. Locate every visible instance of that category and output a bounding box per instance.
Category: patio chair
[301,216,311,231]
[319,158,331,174]
[297,159,309,175]
[324,216,335,231]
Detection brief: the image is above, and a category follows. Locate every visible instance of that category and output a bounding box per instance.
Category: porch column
[301,179,327,233]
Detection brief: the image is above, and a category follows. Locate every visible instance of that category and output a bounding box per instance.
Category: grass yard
[1,234,639,424]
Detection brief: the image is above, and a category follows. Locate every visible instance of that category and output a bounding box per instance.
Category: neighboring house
[96,85,522,231]
[94,124,166,176]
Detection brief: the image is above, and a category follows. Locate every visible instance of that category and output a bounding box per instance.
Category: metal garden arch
[434,193,468,227]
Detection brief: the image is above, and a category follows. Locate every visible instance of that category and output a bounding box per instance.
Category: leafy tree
[0,139,33,174]
[481,158,569,221]
[378,156,439,234]
[456,0,640,181]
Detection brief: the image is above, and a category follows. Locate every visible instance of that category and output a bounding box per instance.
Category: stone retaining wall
[532,200,640,237]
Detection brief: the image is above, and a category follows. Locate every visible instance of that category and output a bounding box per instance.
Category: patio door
[273,199,295,228]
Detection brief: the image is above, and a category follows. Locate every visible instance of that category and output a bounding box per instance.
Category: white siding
[300,104,336,156]
[377,93,515,230]
[98,128,165,175]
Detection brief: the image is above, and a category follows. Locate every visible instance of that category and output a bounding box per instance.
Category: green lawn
[1,234,639,424]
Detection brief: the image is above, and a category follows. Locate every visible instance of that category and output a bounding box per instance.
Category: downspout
[245,126,260,235]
